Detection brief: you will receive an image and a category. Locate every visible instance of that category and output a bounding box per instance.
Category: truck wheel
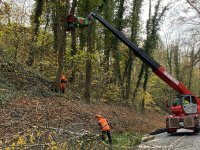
[194,127,200,133]
[194,120,200,133]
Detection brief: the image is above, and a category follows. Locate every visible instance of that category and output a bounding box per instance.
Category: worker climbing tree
[60,73,67,94]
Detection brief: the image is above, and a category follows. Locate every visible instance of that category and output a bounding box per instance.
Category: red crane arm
[154,66,193,95]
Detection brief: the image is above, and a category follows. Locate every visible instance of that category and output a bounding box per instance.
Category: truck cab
[166,95,200,133]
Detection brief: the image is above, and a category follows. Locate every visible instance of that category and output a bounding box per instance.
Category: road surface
[135,129,200,150]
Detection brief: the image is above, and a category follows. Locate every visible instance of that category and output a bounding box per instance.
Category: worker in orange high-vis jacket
[60,73,67,93]
[96,114,112,144]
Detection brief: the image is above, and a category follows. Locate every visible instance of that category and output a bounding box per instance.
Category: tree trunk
[188,47,195,89]
[53,0,69,92]
[125,0,143,104]
[84,21,94,103]
[112,0,125,84]
[141,65,149,110]
[132,63,144,100]
[39,3,50,71]
[173,45,180,81]
[27,0,44,66]
[140,0,168,110]
[69,0,77,83]
[83,0,95,103]
[103,0,113,73]
[167,45,173,74]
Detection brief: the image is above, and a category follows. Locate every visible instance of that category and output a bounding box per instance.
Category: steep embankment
[0,97,165,136]
[0,61,165,148]
[0,61,52,98]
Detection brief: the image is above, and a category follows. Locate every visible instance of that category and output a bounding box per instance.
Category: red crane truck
[66,11,200,133]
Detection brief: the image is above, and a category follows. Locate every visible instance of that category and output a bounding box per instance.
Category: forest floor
[0,61,165,149]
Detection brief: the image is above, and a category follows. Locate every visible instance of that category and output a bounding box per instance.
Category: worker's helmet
[96,114,102,118]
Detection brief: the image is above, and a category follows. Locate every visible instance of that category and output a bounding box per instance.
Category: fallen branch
[0,121,21,127]
[0,89,8,91]
[27,124,91,136]
[1,143,49,149]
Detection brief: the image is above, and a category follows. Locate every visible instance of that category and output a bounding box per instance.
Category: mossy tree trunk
[125,0,143,105]
[141,0,169,110]
[51,0,69,92]
[69,0,77,83]
[112,0,125,84]
[27,0,44,66]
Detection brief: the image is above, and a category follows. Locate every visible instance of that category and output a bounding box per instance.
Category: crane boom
[88,12,192,95]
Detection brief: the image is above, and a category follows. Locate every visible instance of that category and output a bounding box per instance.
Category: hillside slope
[0,61,165,148]
[0,97,165,149]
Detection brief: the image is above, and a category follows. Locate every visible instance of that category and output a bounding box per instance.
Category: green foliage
[102,84,121,102]
[0,60,54,101]
[0,68,18,104]
[0,24,31,62]
[112,132,142,149]
[77,0,103,15]
[2,128,111,150]
[134,89,149,108]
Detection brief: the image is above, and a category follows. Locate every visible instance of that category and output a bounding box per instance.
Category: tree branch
[187,0,200,15]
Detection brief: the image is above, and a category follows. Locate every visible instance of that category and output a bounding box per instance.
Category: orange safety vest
[60,74,67,83]
[60,74,67,89]
[98,117,110,131]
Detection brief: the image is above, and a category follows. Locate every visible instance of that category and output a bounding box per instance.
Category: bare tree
[186,0,200,15]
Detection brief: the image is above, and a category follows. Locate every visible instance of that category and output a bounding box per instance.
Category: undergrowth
[1,129,142,150]
[0,60,56,105]
[111,132,142,149]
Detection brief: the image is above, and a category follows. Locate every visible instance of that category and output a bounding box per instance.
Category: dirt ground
[0,62,165,148]
[0,96,165,141]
